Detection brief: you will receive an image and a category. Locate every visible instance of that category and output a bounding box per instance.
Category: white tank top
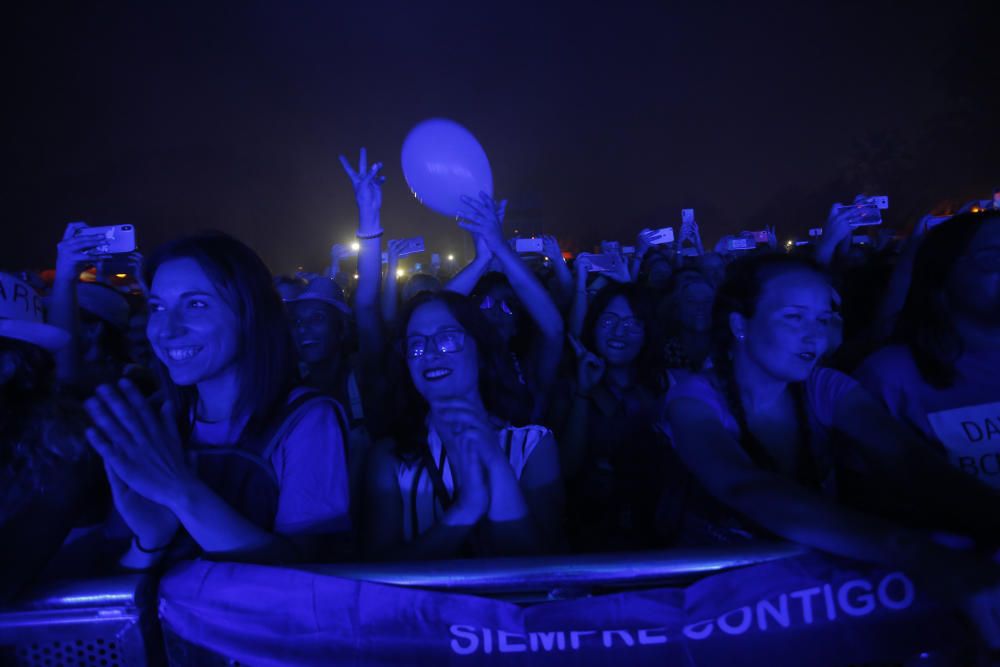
[395,424,549,542]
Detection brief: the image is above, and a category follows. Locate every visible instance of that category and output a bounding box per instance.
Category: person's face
[736,270,832,383]
[677,281,714,333]
[405,300,479,403]
[289,300,342,364]
[594,296,646,367]
[948,221,1000,327]
[479,285,519,343]
[146,258,240,387]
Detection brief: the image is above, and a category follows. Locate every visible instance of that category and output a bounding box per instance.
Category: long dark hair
[388,291,531,460]
[709,252,828,481]
[582,282,666,393]
[893,211,998,388]
[143,232,296,439]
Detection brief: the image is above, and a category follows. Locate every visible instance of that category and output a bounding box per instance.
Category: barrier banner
[158,552,970,666]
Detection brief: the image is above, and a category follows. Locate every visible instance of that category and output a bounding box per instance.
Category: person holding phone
[661,252,1000,647]
[49,222,136,396]
[84,233,351,568]
[362,290,564,560]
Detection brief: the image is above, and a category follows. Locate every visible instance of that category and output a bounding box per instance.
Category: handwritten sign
[928,402,1000,487]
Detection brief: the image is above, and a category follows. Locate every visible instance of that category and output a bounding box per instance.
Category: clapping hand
[85,380,193,509]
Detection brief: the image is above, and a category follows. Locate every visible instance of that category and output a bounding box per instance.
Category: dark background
[5,0,998,274]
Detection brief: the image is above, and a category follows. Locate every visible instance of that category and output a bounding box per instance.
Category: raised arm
[50,222,111,389]
[541,235,573,310]
[444,227,493,296]
[458,193,565,398]
[381,239,404,325]
[339,149,389,420]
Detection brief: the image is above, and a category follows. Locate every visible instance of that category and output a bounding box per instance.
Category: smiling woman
[362,291,564,561]
[84,232,351,569]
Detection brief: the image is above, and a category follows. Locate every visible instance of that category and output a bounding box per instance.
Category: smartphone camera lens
[122,225,132,231]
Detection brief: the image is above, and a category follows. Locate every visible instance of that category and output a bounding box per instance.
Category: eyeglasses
[598,312,645,336]
[404,330,467,359]
[480,295,514,316]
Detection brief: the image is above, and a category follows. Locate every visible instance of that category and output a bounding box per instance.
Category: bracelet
[133,534,170,554]
[356,229,384,240]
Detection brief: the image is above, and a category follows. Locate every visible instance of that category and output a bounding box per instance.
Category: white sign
[927,402,1000,487]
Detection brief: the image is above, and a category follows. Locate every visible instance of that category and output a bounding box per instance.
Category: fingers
[83,427,118,464]
[90,384,149,446]
[567,333,586,357]
[118,378,161,442]
[338,154,357,180]
[359,147,367,176]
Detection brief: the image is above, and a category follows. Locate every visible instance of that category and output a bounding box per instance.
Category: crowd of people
[2,148,1000,644]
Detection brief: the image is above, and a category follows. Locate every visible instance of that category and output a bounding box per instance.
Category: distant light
[350,241,360,252]
[396,268,405,278]
[544,256,550,261]
[971,207,980,213]
[353,273,359,279]
[447,254,454,261]
[115,273,128,278]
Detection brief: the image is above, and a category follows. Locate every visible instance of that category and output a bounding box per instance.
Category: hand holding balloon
[457,192,508,255]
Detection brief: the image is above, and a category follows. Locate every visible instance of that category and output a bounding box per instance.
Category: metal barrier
[0,574,162,667]
[0,543,806,666]
[295,541,808,600]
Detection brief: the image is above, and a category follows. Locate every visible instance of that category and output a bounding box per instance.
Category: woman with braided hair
[661,252,1000,646]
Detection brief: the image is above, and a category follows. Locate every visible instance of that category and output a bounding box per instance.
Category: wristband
[133,534,170,554]
[356,230,384,240]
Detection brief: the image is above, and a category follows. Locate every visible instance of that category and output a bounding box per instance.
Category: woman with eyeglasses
[362,290,564,561]
[551,282,669,551]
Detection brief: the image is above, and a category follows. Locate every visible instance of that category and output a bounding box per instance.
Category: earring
[737,333,745,341]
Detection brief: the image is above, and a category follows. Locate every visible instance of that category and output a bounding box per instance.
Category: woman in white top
[363,291,564,560]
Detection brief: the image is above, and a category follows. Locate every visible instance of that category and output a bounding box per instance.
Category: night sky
[6,0,998,274]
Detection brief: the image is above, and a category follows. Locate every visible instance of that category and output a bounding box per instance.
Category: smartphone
[622,246,636,256]
[600,240,621,255]
[835,202,882,227]
[808,228,823,237]
[852,235,871,245]
[794,240,811,247]
[431,253,441,265]
[585,254,620,272]
[870,196,889,210]
[515,238,544,253]
[648,227,675,245]
[76,224,136,254]
[727,237,755,251]
[749,230,770,244]
[681,209,695,224]
[398,236,425,257]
